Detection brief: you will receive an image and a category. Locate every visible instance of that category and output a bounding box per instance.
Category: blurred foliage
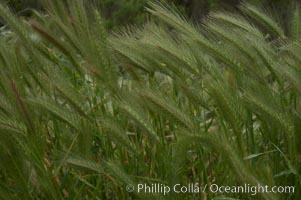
[95,0,149,29]
[3,0,301,28]
[4,0,42,13]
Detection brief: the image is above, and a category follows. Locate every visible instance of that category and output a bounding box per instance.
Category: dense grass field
[0,0,300,199]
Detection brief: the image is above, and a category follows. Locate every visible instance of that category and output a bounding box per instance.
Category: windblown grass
[0,0,300,199]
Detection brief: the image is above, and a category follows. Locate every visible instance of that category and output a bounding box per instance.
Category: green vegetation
[0,0,300,199]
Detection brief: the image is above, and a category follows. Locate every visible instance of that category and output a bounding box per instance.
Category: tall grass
[0,0,300,199]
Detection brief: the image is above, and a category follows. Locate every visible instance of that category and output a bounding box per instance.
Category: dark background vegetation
[3,0,300,28]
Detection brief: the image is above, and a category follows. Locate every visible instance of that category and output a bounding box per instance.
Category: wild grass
[0,0,300,199]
